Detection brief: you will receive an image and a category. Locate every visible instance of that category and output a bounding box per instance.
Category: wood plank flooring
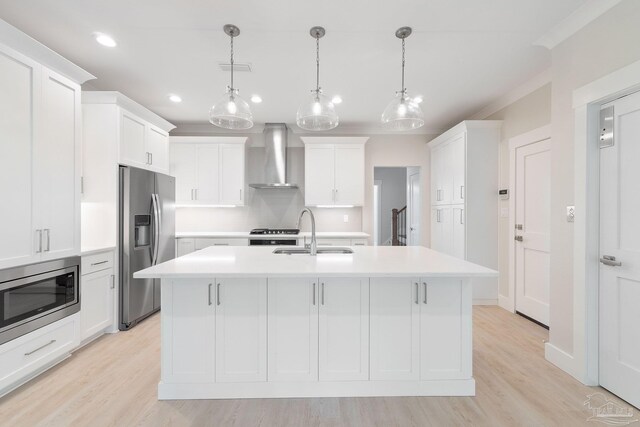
[0,306,628,427]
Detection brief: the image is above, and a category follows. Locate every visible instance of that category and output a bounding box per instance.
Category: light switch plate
[567,206,575,222]
[500,207,509,218]
[343,215,349,223]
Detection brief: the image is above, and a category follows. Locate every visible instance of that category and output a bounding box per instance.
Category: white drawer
[195,238,248,249]
[82,250,114,275]
[0,314,79,394]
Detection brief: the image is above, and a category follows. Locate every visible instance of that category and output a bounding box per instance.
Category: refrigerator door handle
[151,193,160,265]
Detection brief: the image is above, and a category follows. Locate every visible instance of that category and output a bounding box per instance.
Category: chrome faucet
[296,208,317,256]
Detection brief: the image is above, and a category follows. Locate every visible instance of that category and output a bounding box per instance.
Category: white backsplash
[175,146,362,232]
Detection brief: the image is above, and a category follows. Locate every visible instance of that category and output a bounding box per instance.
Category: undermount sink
[273,247,354,255]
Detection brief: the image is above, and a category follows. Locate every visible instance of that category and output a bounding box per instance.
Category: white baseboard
[498,295,514,312]
[473,299,498,306]
[545,342,578,379]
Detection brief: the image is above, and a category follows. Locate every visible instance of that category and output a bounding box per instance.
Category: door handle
[514,235,523,242]
[216,283,221,305]
[208,283,213,305]
[44,229,50,252]
[151,194,160,265]
[423,282,428,304]
[312,282,316,306]
[321,282,325,305]
[415,282,419,304]
[600,255,622,267]
[35,229,42,253]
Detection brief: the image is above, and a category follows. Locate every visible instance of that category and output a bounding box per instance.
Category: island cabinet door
[267,278,318,382]
[162,280,215,384]
[419,278,471,380]
[215,278,267,382]
[318,278,370,381]
[370,278,420,380]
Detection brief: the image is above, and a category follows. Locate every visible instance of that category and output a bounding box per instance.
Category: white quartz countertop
[134,246,497,279]
[80,245,116,256]
[175,231,370,240]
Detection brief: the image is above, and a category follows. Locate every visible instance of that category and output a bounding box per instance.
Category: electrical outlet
[343,215,349,223]
[567,206,575,222]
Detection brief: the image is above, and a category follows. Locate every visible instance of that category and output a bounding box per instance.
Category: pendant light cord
[316,35,320,92]
[230,34,234,90]
[401,37,405,93]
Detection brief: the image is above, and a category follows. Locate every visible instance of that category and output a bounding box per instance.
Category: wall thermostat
[499,189,509,200]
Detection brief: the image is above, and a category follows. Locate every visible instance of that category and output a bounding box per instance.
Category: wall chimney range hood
[249,123,298,189]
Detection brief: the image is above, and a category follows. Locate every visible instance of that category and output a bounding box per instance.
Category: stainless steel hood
[249,123,298,189]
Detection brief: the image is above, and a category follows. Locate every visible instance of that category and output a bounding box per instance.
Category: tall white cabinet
[0,37,91,270]
[170,137,247,207]
[301,137,368,206]
[429,121,501,303]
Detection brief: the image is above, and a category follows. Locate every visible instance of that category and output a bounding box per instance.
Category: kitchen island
[135,245,497,400]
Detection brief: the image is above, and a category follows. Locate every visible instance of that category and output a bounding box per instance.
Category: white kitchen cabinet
[80,266,114,342]
[161,279,215,384]
[0,42,85,269]
[370,278,420,380]
[147,125,170,173]
[170,137,247,206]
[429,121,501,303]
[318,277,369,381]
[268,278,318,382]
[219,144,245,205]
[120,110,147,168]
[301,137,368,206]
[176,238,196,256]
[215,278,267,382]
[420,278,470,380]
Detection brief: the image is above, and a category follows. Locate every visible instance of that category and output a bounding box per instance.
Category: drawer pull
[25,339,56,356]
[91,260,109,266]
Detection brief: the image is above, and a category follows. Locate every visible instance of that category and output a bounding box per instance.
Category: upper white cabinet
[301,137,368,206]
[170,137,247,206]
[429,120,501,303]
[82,92,175,175]
[0,40,89,269]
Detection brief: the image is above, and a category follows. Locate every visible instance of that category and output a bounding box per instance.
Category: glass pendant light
[381,27,424,131]
[209,24,253,130]
[296,26,339,131]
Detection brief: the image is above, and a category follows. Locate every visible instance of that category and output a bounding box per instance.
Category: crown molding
[0,18,95,84]
[533,0,623,50]
[470,68,551,120]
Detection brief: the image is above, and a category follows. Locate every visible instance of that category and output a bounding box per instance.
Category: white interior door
[407,167,420,246]
[599,92,640,409]
[514,137,551,326]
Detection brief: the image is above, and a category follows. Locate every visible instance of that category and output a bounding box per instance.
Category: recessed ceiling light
[331,95,343,104]
[169,94,182,103]
[251,95,262,104]
[93,32,117,47]
[413,95,423,104]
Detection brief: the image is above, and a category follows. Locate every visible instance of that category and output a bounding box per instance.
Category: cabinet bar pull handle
[216,283,221,305]
[195,189,198,200]
[312,283,316,305]
[25,340,56,356]
[208,283,213,305]
[239,189,242,200]
[460,209,464,225]
[91,260,108,266]
[149,152,153,165]
[415,282,419,304]
[111,275,115,289]
[36,229,42,253]
[321,283,325,305]
[460,185,464,199]
[44,229,50,252]
[423,282,427,304]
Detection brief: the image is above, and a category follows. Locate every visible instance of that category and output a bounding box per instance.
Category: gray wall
[374,167,407,245]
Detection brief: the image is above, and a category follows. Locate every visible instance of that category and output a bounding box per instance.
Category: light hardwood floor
[0,306,628,427]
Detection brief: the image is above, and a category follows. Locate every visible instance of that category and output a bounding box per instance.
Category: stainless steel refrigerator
[119,166,175,330]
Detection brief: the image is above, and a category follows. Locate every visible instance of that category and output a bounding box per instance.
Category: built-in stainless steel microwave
[0,257,80,345]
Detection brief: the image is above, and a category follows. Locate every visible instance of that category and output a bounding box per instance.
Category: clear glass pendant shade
[381,91,424,131]
[296,90,339,131]
[209,87,253,130]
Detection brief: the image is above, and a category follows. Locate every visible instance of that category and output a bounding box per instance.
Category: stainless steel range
[0,257,80,345]
[249,228,299,246]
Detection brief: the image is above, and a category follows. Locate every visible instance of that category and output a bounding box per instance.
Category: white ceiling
[0,0,586,133]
